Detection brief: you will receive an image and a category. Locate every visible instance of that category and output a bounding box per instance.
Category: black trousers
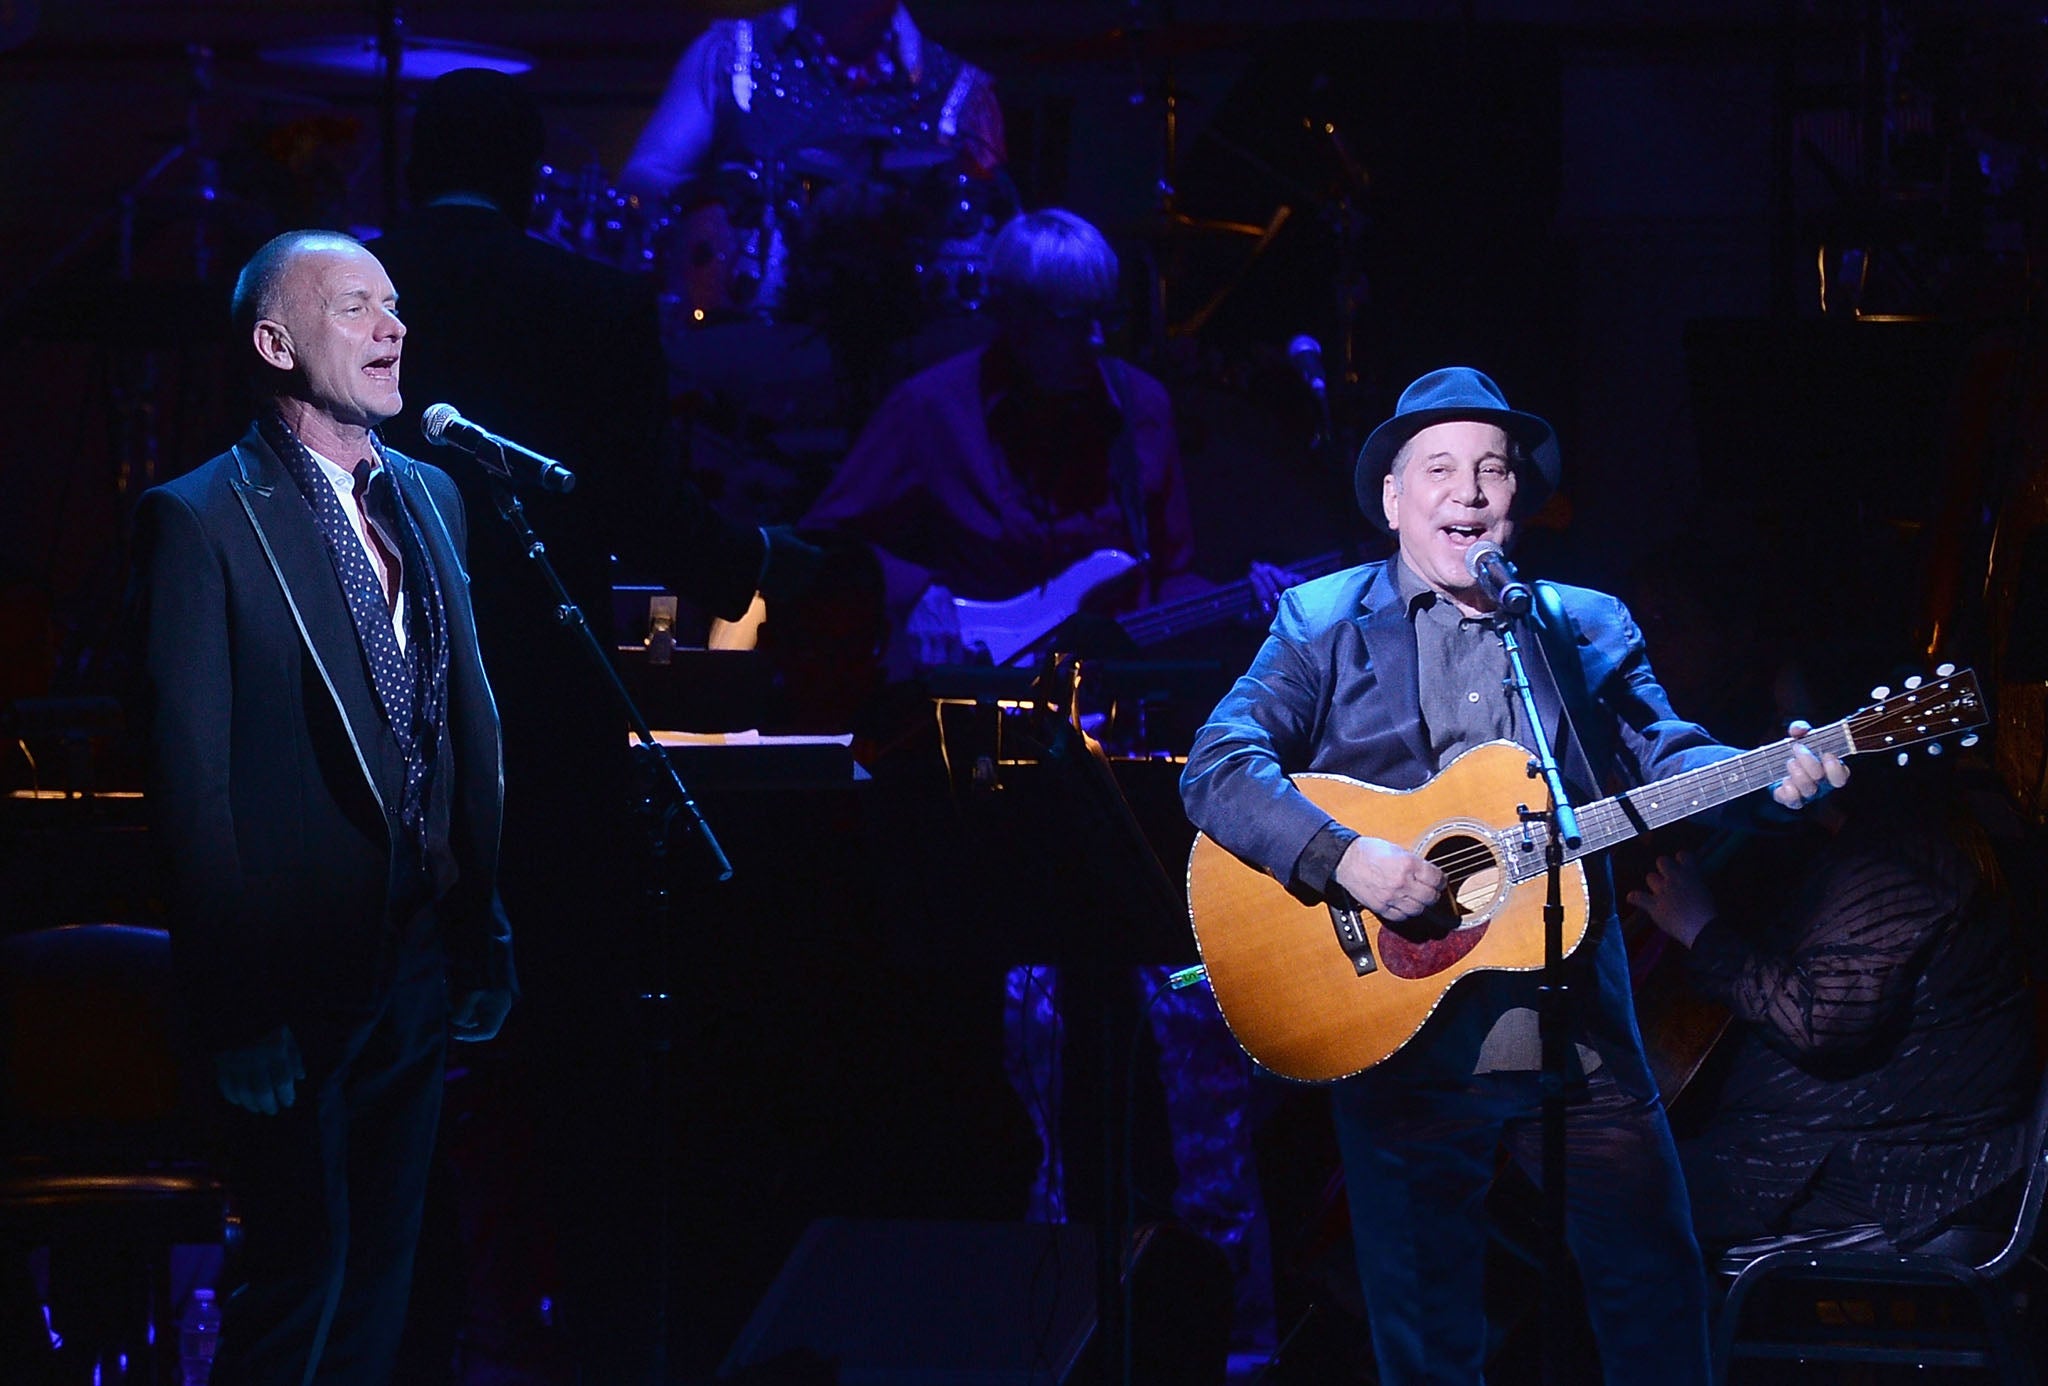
[212,945,450,1386]
[1330,1068,1712,1386]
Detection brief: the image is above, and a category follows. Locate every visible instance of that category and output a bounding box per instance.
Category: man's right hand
[1333,835,1446,922]
[215,1025,305,1115]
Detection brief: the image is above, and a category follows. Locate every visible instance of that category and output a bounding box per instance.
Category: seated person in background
[800,207,1286,674]
[1633,751,2037,1247]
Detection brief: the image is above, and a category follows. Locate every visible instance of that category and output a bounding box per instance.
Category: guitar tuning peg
[1927,741,1943,755]
[1871,685,1891,700]
[1961,733,1980,748]
[1936,662,1956,677]
[1897,751,1910,766]
[1905,676,1924,690]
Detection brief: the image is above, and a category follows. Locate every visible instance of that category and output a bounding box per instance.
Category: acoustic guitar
[1185,668,1987,1082]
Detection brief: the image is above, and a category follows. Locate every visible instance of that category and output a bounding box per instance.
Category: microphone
[1464,540,1533,618]
[1287,335,1327,398]
[419,404,577,494]
[1289,335,1334,447]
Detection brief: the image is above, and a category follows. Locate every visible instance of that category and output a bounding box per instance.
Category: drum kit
[234,11,1329,362]
[529,129,1016,338]
[249,8,1013,342]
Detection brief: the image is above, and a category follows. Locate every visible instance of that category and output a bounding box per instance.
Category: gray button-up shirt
[1395,557,1520,764]
[1291,557,1599,1077]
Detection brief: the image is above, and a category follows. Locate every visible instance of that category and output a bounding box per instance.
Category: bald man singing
[136,230,513,1385]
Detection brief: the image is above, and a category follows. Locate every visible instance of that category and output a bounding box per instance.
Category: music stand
[871,654,1193,1386]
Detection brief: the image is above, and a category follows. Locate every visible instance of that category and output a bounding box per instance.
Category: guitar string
[1118,576,1292,638]
[1335,696,1969,891]
[1121,578,1337,641]
[1117,551,1348,642]
[1382,736,1823,882]
[1130,550,1346,624]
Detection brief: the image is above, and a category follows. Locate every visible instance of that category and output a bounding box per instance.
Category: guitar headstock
[1843,665,1987,763]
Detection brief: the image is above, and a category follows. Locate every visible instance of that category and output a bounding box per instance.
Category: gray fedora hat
[1353,367,1561,530]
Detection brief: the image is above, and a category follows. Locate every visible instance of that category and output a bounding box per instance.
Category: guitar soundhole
[1372,829,1504,981]
[1424,833,1505,923]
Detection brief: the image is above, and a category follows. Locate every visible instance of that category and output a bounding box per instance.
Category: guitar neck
[1117,552,1346,648]
[1566,719,1855,862]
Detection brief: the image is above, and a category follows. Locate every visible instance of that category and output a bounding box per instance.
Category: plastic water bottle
[178,1288,220,1386]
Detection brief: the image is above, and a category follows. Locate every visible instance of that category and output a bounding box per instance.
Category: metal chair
[1709,1061,2048,1384]
[0,923,231,1384]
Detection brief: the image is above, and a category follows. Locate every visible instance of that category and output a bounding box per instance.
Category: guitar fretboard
[1565,722,1855,863]
[1118,551,1349,647]
[1497,668,1984,872]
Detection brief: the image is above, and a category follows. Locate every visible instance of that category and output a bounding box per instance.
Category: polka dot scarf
[260,411,451,852]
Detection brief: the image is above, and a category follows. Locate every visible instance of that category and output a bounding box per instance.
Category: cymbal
[259,34,533,81]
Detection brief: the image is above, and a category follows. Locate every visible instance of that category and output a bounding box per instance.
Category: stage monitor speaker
[718,1218,1231,1386]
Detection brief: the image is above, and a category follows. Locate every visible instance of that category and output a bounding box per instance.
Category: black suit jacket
[136,426,514,1051]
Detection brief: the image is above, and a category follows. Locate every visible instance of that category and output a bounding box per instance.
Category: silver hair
[987,209,1119,319]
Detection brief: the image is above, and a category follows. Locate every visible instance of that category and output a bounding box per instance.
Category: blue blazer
[136,424,513,1050]
[1180,559,1734,1094]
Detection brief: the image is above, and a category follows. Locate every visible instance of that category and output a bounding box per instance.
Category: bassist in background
[800,207,1290,675]
[1179,367,1845,1385]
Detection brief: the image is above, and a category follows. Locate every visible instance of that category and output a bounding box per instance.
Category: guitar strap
[1103,358,1150,568]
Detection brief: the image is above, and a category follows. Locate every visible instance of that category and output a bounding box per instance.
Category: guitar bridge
[1328,900,1377,976]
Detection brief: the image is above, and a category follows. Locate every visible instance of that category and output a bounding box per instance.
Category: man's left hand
[450,987,514,1043]
[1249,561,1293,618]
[1771,719,1850,809]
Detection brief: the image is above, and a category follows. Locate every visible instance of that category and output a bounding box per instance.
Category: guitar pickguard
[1375,820,1510,979]
[1375,921,1489,981]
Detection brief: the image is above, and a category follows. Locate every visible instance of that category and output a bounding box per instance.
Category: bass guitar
[951,548,1350,665]
[1184,668,1987,1082]
[710,548,1351,665]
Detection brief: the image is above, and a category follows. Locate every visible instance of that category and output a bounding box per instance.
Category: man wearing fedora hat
[1181,366,1845,1382]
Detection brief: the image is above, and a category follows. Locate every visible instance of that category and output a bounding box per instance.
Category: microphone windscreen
[419,403,460,444]
[1464,540,1504,583]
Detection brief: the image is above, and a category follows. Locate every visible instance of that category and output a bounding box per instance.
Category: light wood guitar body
[1186,670,1986,1081]
[1188,747,1588,1083]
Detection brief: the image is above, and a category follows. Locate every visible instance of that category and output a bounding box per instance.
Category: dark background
[9,1,2048,1380]
[8,2,2044,675]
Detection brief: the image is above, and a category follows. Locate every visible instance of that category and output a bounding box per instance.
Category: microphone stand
[482,479,730,1382]
[1488,608,1580,1386]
